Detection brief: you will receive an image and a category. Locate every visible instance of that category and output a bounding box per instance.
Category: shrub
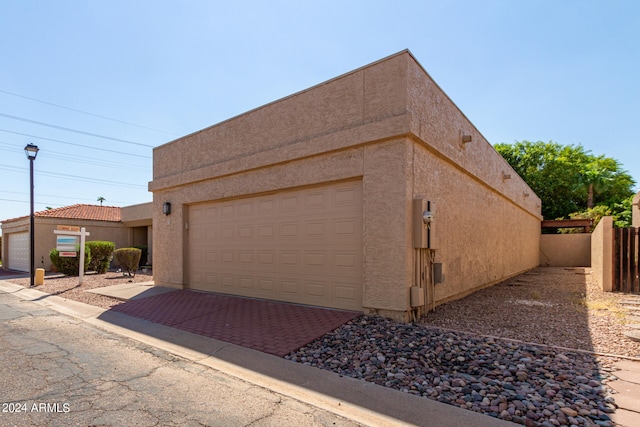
[86,241,115,274]
[49,246,91,276]
[113,248,142,277]
[133,245,148,268]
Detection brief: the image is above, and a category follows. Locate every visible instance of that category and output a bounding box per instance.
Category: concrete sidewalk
[609,360,640,427]
[0,280,515,427]
[86,281,176,300]
[0,269,29,280]
[621,296,640,343]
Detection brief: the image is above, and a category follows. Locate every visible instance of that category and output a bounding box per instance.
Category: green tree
[612,195,634,228]
[494,140,635,220]
[561,205,612,233]
[97,196,105,206]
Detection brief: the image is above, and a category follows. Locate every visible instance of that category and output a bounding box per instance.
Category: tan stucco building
[150,50,541,321]
[1,203,152,272]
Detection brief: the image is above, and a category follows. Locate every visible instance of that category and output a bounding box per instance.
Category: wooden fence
[614,227,639,293]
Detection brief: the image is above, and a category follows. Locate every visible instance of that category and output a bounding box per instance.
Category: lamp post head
[24,143,39,160]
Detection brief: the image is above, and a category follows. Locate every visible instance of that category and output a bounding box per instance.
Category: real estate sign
[53,226,90,284]
[56,235,78,257]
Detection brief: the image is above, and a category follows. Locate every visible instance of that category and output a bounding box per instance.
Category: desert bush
[113,247,142,277]
[86,241,115,274]
[49,246,91,276]
[133,245,148,267]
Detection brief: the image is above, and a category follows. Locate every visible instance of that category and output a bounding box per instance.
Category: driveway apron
[110,290,361,357]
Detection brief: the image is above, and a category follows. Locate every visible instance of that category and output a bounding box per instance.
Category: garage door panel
[238,201,253,216]
[304,220,327,239]
[219,250,232,264]
[257,250,276,267]
[221,226,235,240]
[335,283,356,301]
[238,275,254,289]
[257,223,276,240]
[206,227,218,240]
[187,181,363,311]
[335,186,358,204]
[258,277,275,291]
[305,251,326,267]
[280,195,299,212]
[205,273,219,286]
[305,190,327,208]
[221,275,234,288]
[279,222,300,239]
[205,206,218,218]
[258,198,276,214]
[238,250,254,265]
[238,225,254,240]
[334,217,360,237]
[335,252,357,269]
[281,279,300,296]
[307,280,328,298]
[191,271,204,287]
[205,250,218,263]
[221,205,235,218]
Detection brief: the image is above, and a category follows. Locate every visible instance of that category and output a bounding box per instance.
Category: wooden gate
[614,227,639,293]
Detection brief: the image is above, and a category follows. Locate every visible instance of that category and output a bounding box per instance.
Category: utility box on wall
[410,286,425,307]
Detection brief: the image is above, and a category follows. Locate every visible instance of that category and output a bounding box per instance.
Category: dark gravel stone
[285,316,620,427]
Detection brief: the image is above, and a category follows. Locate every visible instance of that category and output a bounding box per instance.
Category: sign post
[54,226,90,284]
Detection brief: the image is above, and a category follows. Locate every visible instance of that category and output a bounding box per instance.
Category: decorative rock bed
[287,316,618,427]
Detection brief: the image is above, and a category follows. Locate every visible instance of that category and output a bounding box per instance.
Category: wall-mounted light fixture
[462,135,472,144]
[502,172,512,180]
[162,202,172,215]
[523,192,530,198]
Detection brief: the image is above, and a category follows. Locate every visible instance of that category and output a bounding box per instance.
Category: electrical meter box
[413,198,436,249]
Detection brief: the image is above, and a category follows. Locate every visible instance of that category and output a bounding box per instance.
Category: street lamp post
[24,143,39,287]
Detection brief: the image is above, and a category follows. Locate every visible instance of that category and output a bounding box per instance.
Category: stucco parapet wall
[151,50,540,218]
[405,57,540,217]
[149,114,410,192]
[121,202,153,226]
[153,50,408,179]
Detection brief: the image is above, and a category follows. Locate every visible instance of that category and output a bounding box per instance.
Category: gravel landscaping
[287,316,620,426]
[286,267,640,426]
[9,270,153,309]
[7,266,640,426]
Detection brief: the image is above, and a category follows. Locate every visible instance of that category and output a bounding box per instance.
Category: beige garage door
[187,181,363,311]
[8,232,29,272]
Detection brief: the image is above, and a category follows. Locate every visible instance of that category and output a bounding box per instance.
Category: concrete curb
[0,279,514,427]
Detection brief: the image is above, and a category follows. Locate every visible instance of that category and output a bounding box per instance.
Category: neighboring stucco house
[150,50,541,321]
[1,202,152,272]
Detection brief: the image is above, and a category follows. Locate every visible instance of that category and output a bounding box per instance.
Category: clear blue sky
[1,0,638,230]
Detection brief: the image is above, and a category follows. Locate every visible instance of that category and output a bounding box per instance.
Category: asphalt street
[0,290,361,427]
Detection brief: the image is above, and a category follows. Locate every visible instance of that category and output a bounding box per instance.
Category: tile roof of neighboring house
[2,204,122,223]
